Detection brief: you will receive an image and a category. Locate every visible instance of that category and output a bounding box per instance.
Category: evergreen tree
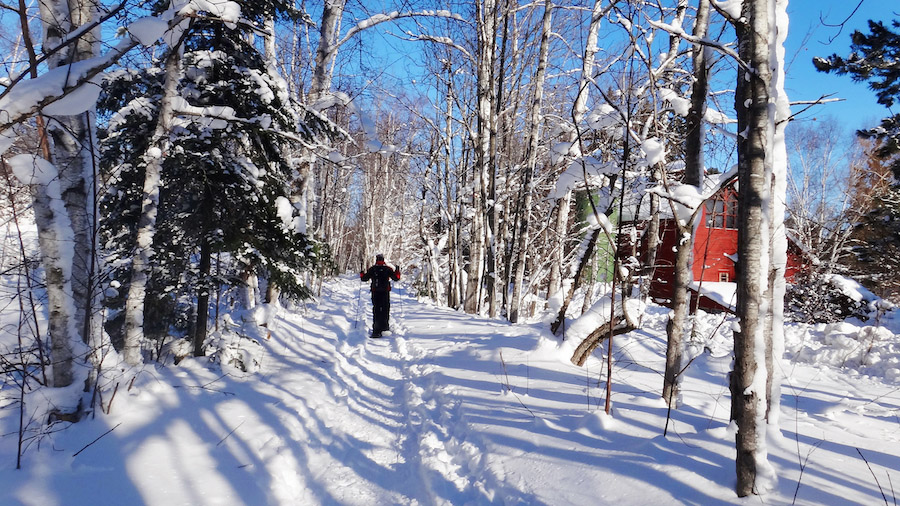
[814,20,900,302]
[814,19,900,179]
[99,1,330,356]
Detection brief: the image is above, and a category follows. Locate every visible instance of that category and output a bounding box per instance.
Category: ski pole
[355,277,363,328]
[396,263,404,319]
[355,256,365,329]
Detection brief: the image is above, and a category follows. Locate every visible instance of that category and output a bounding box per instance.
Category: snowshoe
[370,330,383,338]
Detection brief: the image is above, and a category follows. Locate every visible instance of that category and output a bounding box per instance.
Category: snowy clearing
[1,275,898,505]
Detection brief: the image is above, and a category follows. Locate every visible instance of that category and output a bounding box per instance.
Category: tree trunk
[765,0,790,428]
[193,236,212,357]
[264,283,280,305]
[238,269,257,310]
[510,0,553,323]
[570,309,635,366]
[546,190,570,301]
[31,0,101,386]
[308,0,346,102]
[551,227,602,335]
[663,228,691,406]
[52,0,100,350]
[465,0,497,315]
[662,0,709,408]
[640,180,661,301]
[442,60,462,309]
[733,0,773,496]
[264,16,276,63]
[10,156,79,387]
[485,0,507,319]
[684,0,709,189]
[122,49,183,366]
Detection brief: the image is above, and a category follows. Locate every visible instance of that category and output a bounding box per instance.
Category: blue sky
[784,0,898,131]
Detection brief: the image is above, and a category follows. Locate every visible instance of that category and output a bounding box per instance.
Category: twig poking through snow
[72,423,122,458]
[857,448,890,506]
[499,349,512,393]
[217,420,245,447]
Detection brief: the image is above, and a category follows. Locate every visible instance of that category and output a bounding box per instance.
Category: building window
[719,272,730,282]
[705,190,737,229]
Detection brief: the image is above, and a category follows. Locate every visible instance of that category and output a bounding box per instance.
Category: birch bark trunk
[122,49,183,365]
[733,0,773,495]
[308,0,346,102]
[765,0,790,432]
[445,73,463,309]
[465,0,497,314]
[663,0,708,408]
[11,156,79,387]
[510,0,553,323]
[55,0,100,350]
[32,0,101,384]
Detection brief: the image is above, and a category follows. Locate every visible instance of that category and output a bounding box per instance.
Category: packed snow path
[241,278,539,504]
[2,275,899,505]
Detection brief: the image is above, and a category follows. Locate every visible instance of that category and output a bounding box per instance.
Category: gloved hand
[359,271,365,278]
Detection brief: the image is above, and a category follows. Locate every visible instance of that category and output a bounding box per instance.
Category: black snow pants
[372,290,391,332]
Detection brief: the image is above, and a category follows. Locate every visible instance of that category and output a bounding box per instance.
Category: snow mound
[787,321,900,382]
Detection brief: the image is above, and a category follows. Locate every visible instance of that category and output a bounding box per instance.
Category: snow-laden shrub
[160,338,193,365]
[786,273,874,324]
[206,331,264,373]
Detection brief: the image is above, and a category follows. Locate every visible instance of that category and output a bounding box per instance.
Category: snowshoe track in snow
[283,276,526,504]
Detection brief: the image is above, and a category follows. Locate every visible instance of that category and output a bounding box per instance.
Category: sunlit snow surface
[0,275,898,505]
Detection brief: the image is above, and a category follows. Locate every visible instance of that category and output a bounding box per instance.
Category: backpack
[370,265,392,292]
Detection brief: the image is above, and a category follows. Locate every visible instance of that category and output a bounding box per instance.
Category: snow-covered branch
[647,170,738,224]
[0,9,185,137]
[710,0,742,24]
[391,33,474,63]
[331,10,465,59]
[0,37,139,135]
[784,95,844,124]
[0,2,262,143]
[647,19,750,72]
[0,2,130,103]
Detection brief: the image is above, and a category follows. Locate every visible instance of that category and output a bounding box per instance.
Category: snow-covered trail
[2,275,899,505]
[270,277,543,505]
[243,276,535,505]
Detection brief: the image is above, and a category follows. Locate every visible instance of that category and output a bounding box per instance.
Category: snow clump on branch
[713,0,743,20]
[587,104,621,130]
[127,16,170,46]
[659,88,691,116]
[640,137,667,166]
[550,154,617,200]
[177,0,241,27]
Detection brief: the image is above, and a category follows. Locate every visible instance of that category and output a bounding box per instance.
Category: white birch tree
[509,0,553,323]
[730,0,789,496]
[121,47,184,366]
[663,0,709,408]
[464,0,496,314]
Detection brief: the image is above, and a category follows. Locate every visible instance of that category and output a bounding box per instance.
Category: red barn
[628,179,808,312]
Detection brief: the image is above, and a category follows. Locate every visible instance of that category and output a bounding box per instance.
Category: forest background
[1,0,899,499]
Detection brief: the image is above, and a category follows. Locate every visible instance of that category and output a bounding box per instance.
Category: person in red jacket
[360,254,401,336]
